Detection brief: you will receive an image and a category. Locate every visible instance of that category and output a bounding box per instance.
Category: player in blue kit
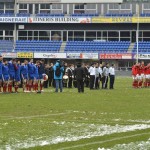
[33,60,39,92]
[21,60,29,92]
[0,55,3,93]
[8,59,17,92]
[2,60,9,93]
[14,60,21,93]
[28,59,35,92]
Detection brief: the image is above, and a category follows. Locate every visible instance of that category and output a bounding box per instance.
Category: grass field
[0,77,150,150]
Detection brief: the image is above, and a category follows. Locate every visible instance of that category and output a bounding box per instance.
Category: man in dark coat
[74,63,85,93]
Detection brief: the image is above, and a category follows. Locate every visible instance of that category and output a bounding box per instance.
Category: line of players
[132,61,150,88]
[0,55,46,93]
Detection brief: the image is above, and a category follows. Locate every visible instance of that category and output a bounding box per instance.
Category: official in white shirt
[88,63,95,90]
[109,64,115,89]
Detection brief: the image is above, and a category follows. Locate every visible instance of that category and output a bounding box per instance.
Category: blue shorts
[29,74,34,80]
[39,74,43,80]
[34,75,39,80]
[0,74,2,80]
[9,74,15,80]
[21,74,28,80]
[3,75,9,81]
[15,76,21,82]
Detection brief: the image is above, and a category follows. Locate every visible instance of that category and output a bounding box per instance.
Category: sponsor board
[80,53,98,59]
[1,52,17,58]
[133,54,150,59]
[100,53,132,59]
[17,52,33,58]
[92,17,150,23]
[0,17,28,23]
[67,53,81,59]
[28,17,91,23]
[34,53,66,58]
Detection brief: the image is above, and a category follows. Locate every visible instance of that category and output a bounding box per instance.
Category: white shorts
[132,75,138,80]
[141,74,145,79]
[136,74,141,80]
[145,75,150,79]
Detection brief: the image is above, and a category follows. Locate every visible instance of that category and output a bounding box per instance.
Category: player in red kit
[138,61,145,88]
[144,64,149,88]
[132,63,139,88]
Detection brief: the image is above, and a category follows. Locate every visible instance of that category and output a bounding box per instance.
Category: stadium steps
[59,42,67,52]
[127,43,135,53]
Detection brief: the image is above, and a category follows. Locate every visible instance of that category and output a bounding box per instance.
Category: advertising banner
[28,17,91,23]
[92,17,150,24]
[1,52,17,58]
[80,53,98,59]
[100,53,132,59]
[0,17,28,23]
[67,53,81,59]
[34,53,66,58]
[133,54,150,60]
[17,52,33,58]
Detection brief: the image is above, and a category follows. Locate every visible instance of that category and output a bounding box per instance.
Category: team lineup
[1,54,150,94]
[132,61,150,88]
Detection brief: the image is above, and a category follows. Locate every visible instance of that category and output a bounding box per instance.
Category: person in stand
[102,63,109,89]
[88,63,95,90]
[109,64,115,89]
[74,63,85,93]
[53,60,64,93]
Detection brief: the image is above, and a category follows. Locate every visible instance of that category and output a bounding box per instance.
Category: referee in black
[109,64,115,89]
[74,63,85,93]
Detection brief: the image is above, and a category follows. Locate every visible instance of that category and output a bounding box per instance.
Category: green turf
[0,77,150,150]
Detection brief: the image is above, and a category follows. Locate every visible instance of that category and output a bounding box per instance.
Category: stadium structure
[0,0,150,69]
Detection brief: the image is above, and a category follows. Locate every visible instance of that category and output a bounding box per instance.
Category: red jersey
[132,65,139,76]
[144,66,149,75]
[140,65,145,74]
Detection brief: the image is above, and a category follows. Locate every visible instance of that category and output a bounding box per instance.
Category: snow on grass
[98,138,150,150]
[3,123,150,150]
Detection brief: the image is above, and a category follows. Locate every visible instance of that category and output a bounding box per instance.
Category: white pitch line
[0,112,69,120]
[58,132,150,150]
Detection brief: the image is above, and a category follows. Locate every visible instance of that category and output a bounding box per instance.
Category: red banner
[100,53,132,59]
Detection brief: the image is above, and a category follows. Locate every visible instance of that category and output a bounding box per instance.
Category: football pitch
[0,77,150,150]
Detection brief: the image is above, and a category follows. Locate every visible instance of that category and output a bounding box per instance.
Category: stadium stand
[133,42,150,53]
[65,41,130,53]
[71,13,99,17]
[15,40,62,52]
[105,13,133,17]
[0,40,14,52]
[36,13,64,17]
[140,13,150,17]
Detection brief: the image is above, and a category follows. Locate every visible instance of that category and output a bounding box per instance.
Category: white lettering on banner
[133,54,150,59]
[0,17,27,23]
[29,17,91,23]
[1,53,17,58]
[67,53,81,59]
[34,53,66,59]
[80,53,98,59]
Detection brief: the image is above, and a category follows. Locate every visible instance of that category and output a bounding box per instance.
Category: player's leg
[3,75,9,93]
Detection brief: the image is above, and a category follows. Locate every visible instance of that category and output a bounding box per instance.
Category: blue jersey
[15,64,21,78]
[21,65,28,75]
[2,65,9,76]
[28,62,34,75]
[8,61,15,75]
[38,63,45,75]
[0,61,2,75]
[34,65,39,79]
